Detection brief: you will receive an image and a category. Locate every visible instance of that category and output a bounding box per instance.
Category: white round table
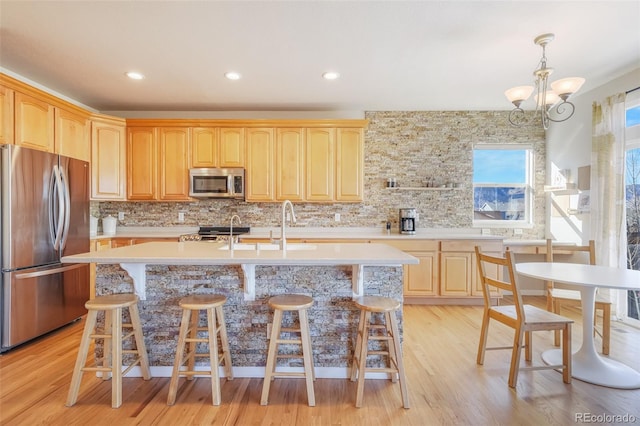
[516,262,640,389]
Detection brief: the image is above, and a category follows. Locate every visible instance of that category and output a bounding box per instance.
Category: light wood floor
[1,297,638,425]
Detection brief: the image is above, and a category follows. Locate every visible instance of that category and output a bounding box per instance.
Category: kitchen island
[62,241,418,378]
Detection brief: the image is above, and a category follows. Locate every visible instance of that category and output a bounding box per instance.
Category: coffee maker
[399,208,417,234]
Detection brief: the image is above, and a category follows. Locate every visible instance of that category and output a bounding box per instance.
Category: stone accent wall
[95,263,403,369]
[96,111,545,239]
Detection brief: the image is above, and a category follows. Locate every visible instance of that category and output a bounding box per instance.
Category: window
[473,145,533,227]
[624,92,640,324]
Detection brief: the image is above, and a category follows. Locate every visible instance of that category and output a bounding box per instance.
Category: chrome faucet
[280,200,296,250]
[229,214,241,250]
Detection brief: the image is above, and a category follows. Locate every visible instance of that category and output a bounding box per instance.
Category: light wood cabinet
[306,128,335,201]
[55,108,90,161]
[276,128,305,201]
[89,238,112,299]
[245,128,275,201]
[336,128,363,201]
[219,128,245,167]
[127,127,157,200]
[383,240,439,298]
[191,127,219,167]
[14,91,54,152]
[91,116,126,200]
[0,85,14,145]
[158,127,190,200]
[440,251,473,296]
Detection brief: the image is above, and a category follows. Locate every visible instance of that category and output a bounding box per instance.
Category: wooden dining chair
[475,247,573,388]
[545,239,611,355]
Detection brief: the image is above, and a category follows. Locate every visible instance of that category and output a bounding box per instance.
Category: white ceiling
[1,1,639,114]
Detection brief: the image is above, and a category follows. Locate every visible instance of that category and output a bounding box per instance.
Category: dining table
[516,262,640,389]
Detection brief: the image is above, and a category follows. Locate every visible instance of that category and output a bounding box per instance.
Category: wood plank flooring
[1,297,638,425]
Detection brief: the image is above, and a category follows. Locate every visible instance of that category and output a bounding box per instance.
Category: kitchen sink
[218,243,317,251]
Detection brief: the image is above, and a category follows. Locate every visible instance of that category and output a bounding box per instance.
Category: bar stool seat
[350,295,409,408]
[167,294,233,406]
[66,293,151,408]
[261,294,315,406]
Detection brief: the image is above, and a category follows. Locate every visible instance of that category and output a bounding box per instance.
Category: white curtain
[590,92,627,318]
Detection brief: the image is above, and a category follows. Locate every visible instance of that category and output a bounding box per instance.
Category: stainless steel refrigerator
[1,144,90,352]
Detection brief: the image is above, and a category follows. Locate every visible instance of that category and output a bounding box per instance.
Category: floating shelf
[544,184,579,195]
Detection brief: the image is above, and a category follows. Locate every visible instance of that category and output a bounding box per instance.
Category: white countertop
[91,226,503,241]
[64,241,420,266]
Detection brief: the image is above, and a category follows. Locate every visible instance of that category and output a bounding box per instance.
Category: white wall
[546,68,640,243]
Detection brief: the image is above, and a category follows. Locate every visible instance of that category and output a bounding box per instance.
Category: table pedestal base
[542,349,640,389]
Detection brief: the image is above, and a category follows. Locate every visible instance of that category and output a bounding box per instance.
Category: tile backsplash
[96,110,545,239]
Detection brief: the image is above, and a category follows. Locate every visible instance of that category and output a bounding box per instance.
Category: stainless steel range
[197,226,251,241]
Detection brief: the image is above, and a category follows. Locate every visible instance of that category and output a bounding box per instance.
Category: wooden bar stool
[167,294,233,406]
[260,294,315,406]
[350,295,409,408]
[66,293,151,408]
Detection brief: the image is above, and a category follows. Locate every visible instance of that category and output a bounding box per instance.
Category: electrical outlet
[513,228,523,235]
[481,228,491,235]
[178,212,185,222]
[118,212,125,221]
[334,213,341,222]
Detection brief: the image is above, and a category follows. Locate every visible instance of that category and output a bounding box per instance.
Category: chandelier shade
[505,33,585,130]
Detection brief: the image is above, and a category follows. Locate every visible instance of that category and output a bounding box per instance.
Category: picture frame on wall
[577,191,590,213]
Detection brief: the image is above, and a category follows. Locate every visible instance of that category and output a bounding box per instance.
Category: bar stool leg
[216,305,234,380]
[350,310,366,382]
[207,307,221,405]
[102,311,113,381]
[111,307,123,408]
[66,310,98,407]
[355,311,371,408]
[385,312,398,383]
[187,309,199,381]
[129,303,151,379]
[261,309,283,405]
[299,309,315,406]
[388,311,409,408]
[167,308,191,405]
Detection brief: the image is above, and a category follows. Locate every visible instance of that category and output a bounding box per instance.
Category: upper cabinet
[14,91,54,152]
[158,127,190,200]
[219,128,245,167]
[191,127,219,167]
[336,128,364,201]
[245,128,275,202]
[276,128,305,201]
[91,115,126,200]
[0,85,14,145]
[55,107,90,162]
[127,127,157,200]
[1,74,91,160]
[306,128,335,202]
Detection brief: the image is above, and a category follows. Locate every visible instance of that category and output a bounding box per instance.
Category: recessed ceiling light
[125,71,145,80]
[225,72,241,80]
[322,71,340,80]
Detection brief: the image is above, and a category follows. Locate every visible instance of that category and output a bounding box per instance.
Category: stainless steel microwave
[189,168,245,199]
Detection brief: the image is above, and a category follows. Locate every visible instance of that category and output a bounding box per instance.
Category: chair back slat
[474,247,525,321]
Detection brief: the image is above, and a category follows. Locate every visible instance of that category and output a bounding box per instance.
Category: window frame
[472,143,535,229]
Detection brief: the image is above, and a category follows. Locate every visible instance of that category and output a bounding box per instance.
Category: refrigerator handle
[51,165,65,251]
[59,165,71,251]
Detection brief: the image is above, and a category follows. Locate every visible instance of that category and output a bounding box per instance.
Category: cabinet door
[91,119,126,200]
[0,85,14,145]
[55,108,90,161]
[110,238,134,248]
[276,128,304,201]
[336,128,363,201]
[440,252,472,296]
[127,127,157,200]
[191,127,219,167]
[159,128,190,200]
[219,128,245,167]
[404,251,438,296]
[14,92,54,152]
[306,128,335,201]
[245,128,274,201]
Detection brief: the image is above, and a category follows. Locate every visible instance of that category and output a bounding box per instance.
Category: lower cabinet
[89,238,112,298]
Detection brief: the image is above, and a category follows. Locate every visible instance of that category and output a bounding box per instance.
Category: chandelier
[505,33,585,130]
